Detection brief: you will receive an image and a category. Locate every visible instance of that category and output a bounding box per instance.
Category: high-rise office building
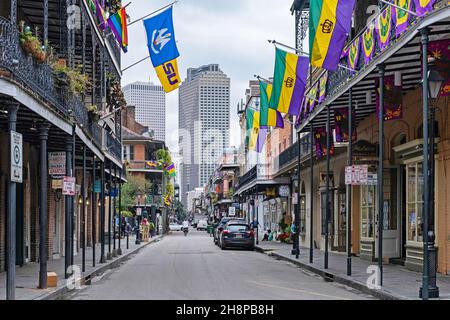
[123,81,166,142]
[178,64,230,206]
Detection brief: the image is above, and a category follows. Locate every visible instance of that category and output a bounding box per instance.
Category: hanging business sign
[278,185,290,197]
[62,176,76,195]
[48,152,66,177]
[10,131,23,183]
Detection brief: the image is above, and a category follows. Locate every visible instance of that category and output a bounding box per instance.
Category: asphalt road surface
[65,229,374,300]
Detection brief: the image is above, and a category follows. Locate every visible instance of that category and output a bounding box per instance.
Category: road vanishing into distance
[64,230,374,300]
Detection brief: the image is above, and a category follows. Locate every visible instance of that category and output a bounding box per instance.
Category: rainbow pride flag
[268,48,308,116]
[259,80,284,128]
[108,7,128,52]
[309,0,356,71]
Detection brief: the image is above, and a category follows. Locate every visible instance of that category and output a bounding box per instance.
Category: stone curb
[34,235,164,300]
[255,246,406,300]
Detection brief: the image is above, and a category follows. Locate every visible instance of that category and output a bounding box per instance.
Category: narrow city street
[63,230,374,300]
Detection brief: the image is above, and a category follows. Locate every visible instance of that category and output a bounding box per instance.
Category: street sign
[48,152,66,177]
[345,165,369,185]
[62,176,76,196]
[228,206,236,216]
[292,193,298,205]
[136,208,142,216]
[10,131,22,183]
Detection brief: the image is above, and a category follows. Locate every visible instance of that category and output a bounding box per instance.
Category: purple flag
[255,127,268,153]
[392,0,412,37]
[376,75,403,121]
[413,0,435,17]
[376,7,393,51]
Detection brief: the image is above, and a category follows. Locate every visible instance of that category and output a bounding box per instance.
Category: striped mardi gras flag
[108,7,128,52]
[94,0,108,30]
[318,72,328,103]
[167,163,176,177]
[348,37,360,70]
[362,25,375,64]
[247,109,260,151]
[259,81,284,129]
[268,48,308,116]
[392,0,412,37]
[309,0,356,71]
[376,7,392,51]
[413,0,435,17]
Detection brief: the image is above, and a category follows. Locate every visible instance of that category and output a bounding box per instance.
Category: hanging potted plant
[87,104,101,123]
[18,21,47,63]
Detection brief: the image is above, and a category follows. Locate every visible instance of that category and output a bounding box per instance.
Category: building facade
[178,64,230,206]
[0,0,124,297]
[123,81,166,142]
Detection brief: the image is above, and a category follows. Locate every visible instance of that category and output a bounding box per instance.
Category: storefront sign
[94,180,101,193]
[48,152,66,177]
[228,207,236,216]
[51,179,63,189]
[278,185,290,197]
[62,176,76,196]
[10,131,23,183]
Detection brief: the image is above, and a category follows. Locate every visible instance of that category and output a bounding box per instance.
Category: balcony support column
[346,88,353,276]
[377,63,385,287]
[38,123,51,289]
[309,123,314,264]
[44,0,48,47]
[324,105,330,270]
[100,161,106,263]
[92,156,96,267]
[6,102,19,300]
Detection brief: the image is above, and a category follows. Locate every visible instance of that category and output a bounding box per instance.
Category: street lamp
[420,62,444,299]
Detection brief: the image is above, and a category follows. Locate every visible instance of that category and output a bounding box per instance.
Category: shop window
[361,185,375,239]
[406,162,423,243]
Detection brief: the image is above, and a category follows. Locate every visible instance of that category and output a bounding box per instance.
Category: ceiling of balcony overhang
[298,16,450,133]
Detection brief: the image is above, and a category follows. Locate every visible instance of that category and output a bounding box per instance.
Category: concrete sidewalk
[0,234,163,300]
[255,241,450,300]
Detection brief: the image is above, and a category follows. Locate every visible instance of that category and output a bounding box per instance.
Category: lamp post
[419,59,444,299]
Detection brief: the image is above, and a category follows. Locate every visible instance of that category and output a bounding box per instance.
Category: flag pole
[121,56,150,72]
[128,0,179,26]
[254,75,272,84]
[379,0,418,16]
[269,39,356,72]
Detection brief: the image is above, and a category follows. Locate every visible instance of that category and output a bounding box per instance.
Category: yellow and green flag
[309,0,356,71]
[268,48,309,116]
[259,80,284,128]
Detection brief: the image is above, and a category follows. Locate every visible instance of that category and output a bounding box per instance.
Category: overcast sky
[121,0,295,153]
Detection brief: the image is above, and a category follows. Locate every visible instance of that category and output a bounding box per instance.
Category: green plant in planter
[18,21,47,63]
[87,104,101,122]
[51,60,90,96]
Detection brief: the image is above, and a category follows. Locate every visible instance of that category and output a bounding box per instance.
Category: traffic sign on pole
[10,131,23,183]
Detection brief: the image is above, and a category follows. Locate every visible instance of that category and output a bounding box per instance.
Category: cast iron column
[346,88,353,276]
[6,103,19,300]
[107,161,112,260]
[112,166,117,257]
[295,131,301,259]
[118,167,122,254]
[64,136,72,279]
[419,27,431,299]
[71,129,75,268]
[325,105,330,269]
[92,156,96,267]
[377,63,385,286]
[38,124,50,289]
[100,161,106,263]
[309,123,314,264]
[81,145,86,272]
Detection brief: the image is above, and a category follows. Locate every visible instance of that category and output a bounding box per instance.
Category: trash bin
[207,225,213,234]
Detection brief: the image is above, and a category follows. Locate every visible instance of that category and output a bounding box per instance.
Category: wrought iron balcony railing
[0,16,120,161]
[277,133,311,170]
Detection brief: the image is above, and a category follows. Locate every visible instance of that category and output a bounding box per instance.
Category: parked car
[214,217,245,245]
[169,223,183,231]
[196,219,208,230]
[219,222,254,250]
